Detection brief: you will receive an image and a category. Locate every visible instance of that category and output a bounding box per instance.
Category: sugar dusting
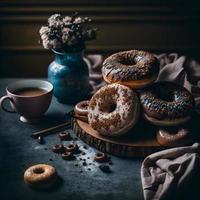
[88,83,140,136]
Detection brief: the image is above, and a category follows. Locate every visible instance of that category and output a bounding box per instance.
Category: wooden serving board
[72,112,200,157]
[72,118,167,157]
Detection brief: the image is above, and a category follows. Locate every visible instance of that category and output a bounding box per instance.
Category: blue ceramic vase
[48,50,91,104]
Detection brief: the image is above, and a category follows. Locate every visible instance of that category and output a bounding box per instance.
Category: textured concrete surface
[0,79,143,200]
[1,79,200,200]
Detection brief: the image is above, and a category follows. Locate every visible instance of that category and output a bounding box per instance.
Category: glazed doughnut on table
[156,127,192,147]
[88,83,140,137]
[24,164,57,188]
[102,50,159,89]
[139,82,194,126]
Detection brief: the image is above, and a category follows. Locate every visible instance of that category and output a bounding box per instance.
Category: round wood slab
[72,118,167,157]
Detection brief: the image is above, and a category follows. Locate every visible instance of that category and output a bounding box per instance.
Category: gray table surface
[1,79,199,200]
[0,79,143,200]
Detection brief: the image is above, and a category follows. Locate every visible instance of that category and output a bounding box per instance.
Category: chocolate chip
[88,168,91,171]
[108,161,113,165]
[79,170,83,173]
[49,158,53,161]
[99,165,111,173]
[87,157,90,159]
[75,164,78,167]
[83,145,88,149]
[82,152,86,155]
[82,162,87,166]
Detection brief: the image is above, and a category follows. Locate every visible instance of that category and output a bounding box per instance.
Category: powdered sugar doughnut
[88,83,140,137]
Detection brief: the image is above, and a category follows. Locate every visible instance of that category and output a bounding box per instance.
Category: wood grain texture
[0,0,200,77]
[72,118,166,157]
[72,113,200,157]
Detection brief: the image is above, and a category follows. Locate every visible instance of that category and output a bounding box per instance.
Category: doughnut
[73,113,88,123]
[59,131,71,141]
[52,144,66,153]
[94,152,108,162]
[66,143,78,153]
[88,83,140,137]
[24,164,57,188]
[74,100,89,116]
[102,50,159,89]
[139,82,194,126]
[61,152,74,160]
[73,101,89,123]
[156,127,192,147]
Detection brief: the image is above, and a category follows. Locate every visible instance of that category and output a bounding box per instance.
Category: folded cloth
[86,53,200,112]
[156,53,200,113]
[141,143,200,200]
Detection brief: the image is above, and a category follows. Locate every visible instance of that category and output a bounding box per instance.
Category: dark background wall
[0,0,200,77]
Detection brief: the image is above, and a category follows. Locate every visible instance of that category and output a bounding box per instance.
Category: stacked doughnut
[74,50,195,147]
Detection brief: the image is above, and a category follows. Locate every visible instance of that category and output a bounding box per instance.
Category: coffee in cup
[0,80,53,123]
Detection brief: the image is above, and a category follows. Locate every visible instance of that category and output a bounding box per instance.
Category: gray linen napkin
[141,143,200,200]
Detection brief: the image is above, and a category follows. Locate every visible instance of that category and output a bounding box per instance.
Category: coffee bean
[108,161,113,165]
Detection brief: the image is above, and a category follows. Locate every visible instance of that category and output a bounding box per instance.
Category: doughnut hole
[154,89,175,102]
[100,101,117,113]
[33,168,45,174]
[119,57,136,66]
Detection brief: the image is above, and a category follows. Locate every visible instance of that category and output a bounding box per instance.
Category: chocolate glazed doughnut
[102,50,159,89]
[88,83,140,137]
[139,82,195,126]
